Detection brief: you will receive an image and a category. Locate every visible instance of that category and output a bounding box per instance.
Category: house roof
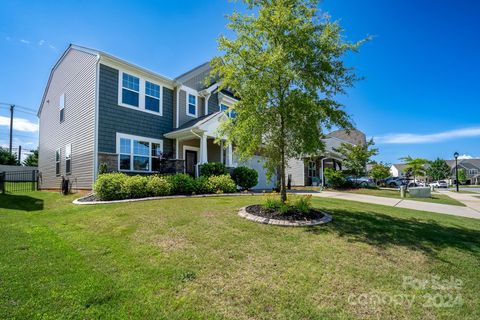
[392,163,408,171]
[326,129,366,146]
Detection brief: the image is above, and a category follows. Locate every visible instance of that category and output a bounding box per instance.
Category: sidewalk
[437,190,480,212]
[293,190,480,220]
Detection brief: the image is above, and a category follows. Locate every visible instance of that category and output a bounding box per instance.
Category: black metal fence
[0,170,39,194]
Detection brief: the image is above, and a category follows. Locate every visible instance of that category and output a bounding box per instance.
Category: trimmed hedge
[199,162,227,177]
[93,172,238,201]
[232,166,258,190]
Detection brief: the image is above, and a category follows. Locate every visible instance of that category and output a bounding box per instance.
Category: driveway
[294,190,480,220]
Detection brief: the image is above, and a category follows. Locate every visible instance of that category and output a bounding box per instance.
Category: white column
[226,143,233,167]
[220,140,224,164]
[200,134,208,164]
[175,139,179,159]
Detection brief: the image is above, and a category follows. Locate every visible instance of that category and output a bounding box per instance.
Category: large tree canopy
[335,139,378,178]
[212,0,365,201]
[426,158,450,181]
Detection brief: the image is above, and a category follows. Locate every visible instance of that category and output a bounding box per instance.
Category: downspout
[190,128,203,177]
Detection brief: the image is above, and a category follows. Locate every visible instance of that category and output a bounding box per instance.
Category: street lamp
[454,152,459,192]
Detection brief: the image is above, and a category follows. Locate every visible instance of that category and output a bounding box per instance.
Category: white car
[429,180,448,188]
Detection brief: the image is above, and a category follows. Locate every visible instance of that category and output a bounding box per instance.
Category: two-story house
[38,44,362,190]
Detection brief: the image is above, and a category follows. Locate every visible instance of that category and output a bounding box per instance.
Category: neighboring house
[38,44,362,190]
[390,164,408,178]
[446,159,480,185]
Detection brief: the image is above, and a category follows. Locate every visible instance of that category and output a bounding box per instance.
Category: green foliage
[194,176,215,195]
[400,156,429,180]
[147,176,172,197]
[324,168,347,189]
[458,168,467,184]
[426,158,451,181]
[263,194,289,213]
[211,0,366,202]
[98,163,108,175]
[208,174,237,193]
[0,147,18,165]
[369,162,390,181]
[232,166,258,190]
[293,195,312,214]
[199,162,227,177]
[124,176,149,199]
[336,139,378,178]
[168,174,196,195]
[22,149,38,167]
[93,173,129,201]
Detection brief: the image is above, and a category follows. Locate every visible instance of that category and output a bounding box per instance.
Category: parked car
[346,176,375,188]
[383,177,403,188]
[429,180,448,188]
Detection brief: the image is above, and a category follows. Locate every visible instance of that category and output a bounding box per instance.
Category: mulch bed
[245,204,325,222]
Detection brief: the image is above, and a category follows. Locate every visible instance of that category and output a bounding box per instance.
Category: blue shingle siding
[98,64,174,154]
[208,92,219,114]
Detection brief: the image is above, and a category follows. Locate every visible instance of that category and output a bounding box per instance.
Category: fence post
[32,170,36,191]
[0,172,5,195]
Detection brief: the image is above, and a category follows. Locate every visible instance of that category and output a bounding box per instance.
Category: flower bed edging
[238,206,332,227]
[73,192,264,205]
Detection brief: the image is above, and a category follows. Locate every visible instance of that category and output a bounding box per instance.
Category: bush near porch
[93,172,241,201]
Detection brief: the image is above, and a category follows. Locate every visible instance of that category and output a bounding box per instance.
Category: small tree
[426,158,450,181]
[369,162,390,183]
[0,147,17,165]
[22,149,38,167]
[458,168,467,185]
[400,156,429,185]
[212,0,366,203]
[335,139,378,182]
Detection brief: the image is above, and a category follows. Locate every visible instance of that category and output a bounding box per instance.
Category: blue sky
[0,0,478,164]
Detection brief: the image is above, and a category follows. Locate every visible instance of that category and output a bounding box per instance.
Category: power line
[0,102,37,113]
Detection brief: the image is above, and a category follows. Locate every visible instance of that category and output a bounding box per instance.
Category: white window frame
[116,133,163,173]
[469,169,478,175]
[219,103,235,118]
[65,144,72,175]
[118,70,163,116]
[55,148,61,176]
[59,93,65,123]
[145,80,161,114]
[185,88,198,117]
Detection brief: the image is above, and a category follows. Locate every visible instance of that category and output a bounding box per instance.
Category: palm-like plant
[400,156,429,186]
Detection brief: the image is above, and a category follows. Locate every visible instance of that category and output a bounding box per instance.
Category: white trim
[117,69,164,116]
[175,87,180,128]
[93,57,100,181]
[183,145,200,173]
[115,133,163,173]
[185,87,198,118]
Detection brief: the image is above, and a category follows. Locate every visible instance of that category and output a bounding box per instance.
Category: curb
[73,192,265,205]
[238,206,332,227]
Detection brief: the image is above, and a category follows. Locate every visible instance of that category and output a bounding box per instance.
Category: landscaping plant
[168,173,196,195]
[147,175,173,197]
[232,166,258,190]
[208,174,237,193]
[199,162,227,177]
[324,168,348,189]
[93,172,129,201]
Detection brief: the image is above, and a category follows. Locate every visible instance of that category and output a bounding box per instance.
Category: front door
[185,150,198,177]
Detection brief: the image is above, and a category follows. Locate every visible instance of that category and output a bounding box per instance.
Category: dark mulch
[76,194,98,202]
[245,205,324,222]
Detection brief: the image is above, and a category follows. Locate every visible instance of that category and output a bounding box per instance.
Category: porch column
[226,143,233,167]
[200,134,208,164]
[220,140,224,164]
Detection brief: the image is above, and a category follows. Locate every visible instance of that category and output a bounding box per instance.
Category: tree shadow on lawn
[0,193,44,211]
[307,209,480,257]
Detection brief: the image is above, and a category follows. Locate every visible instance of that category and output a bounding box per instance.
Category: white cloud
[457,154,478,160]
[38,39,46,46]
[0,116,38,132]
[19,39,30,44]
[375,127,480,144]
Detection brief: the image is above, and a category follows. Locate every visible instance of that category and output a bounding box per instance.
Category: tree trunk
[279,111,287,203]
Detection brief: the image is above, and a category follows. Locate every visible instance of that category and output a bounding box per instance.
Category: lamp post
[454,152,459,192]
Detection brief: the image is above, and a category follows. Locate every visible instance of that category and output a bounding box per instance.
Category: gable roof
[327,129,366,146]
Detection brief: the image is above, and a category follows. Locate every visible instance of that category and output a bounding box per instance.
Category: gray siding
[208,92,219,114]
[183,68,211,91]
[98,64,174,155]
[178,89,205,127]
[38,48,97,189]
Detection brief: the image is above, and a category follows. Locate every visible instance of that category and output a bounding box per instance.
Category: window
[65,144,72,174]
[308,161,317,178]
[117,134,163,172]
[122,73,140,107]
[59,94,65,122]
[145,81,160,112]
[187,94,197,116]
[55,149,61,176]
[219,104,236,118]
[469,169,478,175]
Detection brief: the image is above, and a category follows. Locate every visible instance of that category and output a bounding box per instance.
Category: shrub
[93,173,129,200]
[168,173,196,195]
[324,168,347,189]
[293,195,312,214]
[147,175,172,197]
[124,175,149,199]
[208,174,237,193]
[232,166,258,190]
[98,163,108,175]
[263,192,289,213]
[194,176,215,194]
[200,162,227,177]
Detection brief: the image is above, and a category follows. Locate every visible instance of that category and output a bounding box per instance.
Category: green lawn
[333,188,466,206]
[1,191,479,319]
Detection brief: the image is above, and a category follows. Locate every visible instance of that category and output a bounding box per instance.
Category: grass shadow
[307,209,480,257]
[0,193,44,211]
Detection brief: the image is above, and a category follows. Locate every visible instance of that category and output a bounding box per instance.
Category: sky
[0,0,479,164]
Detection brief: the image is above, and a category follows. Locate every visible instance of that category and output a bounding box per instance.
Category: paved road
[294,190,480,220]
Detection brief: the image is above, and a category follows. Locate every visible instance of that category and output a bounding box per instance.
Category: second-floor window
[122,73,140,107]
[469,169,478,175]
[59,94,65,122]
[145,81,160,112]
[219,104,236,118]
[65,144,72,174]
[188,94,197,117]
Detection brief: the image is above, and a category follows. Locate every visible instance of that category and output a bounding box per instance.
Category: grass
[334,187,466,206]
[1,191,480,319]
